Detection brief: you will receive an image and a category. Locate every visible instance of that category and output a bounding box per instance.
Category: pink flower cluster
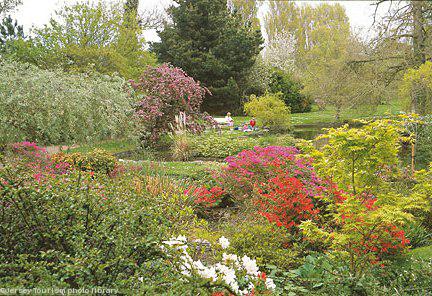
[11,142,71,181]
[130,64,211,143]
[219,146,326,202]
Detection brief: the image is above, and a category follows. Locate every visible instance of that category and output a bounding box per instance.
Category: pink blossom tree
[130,64,212,145]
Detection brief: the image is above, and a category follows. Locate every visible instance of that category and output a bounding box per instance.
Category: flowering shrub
[0,149,204,292]
[10,142,70,181]
[130,64,211,145]
[255,175,319,230]
[300,194,411,271]
[217,146,326,203]
[163,235,276,295]
[186,186,225,208]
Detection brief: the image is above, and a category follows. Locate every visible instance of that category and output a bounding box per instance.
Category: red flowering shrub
[255,175,320,230]
[130,64,212,145]
[185,186,225,208]
[337,196,410,262]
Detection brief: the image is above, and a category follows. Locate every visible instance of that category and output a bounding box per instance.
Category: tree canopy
[151,0,263,114]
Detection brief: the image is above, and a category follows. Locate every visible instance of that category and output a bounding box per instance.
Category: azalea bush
[162,235,276,295]
[216,146,327,204]
[130,64,211,146]
[0,59,134,145]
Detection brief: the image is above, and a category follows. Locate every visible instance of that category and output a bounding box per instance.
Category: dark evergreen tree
[151,0,263,114]
[269,69,312,113]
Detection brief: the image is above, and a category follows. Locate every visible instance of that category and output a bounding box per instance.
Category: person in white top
[225,112,234,130]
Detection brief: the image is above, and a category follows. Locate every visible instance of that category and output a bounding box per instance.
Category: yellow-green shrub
[244,93,291,132]
[53,149,116,174]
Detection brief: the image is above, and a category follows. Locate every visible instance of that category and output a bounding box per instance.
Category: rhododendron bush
[186,145,413,266]
[217,146,325,202]
[130,64,212,145]
[205,146,343,231]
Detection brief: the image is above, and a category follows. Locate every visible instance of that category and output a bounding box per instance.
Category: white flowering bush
[162,235,276,295]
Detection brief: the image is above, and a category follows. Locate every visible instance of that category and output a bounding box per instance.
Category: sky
[11,0,386,43]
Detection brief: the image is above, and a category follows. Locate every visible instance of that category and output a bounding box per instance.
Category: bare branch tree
[139,7,165,30]
[0,0,22,15]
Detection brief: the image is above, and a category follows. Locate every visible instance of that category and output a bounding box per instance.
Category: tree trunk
[412,0,426,67]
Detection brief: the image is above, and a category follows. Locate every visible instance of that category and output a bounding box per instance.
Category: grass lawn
[410,245,432,260]
[127,159,224,180]
[233,100,405,126]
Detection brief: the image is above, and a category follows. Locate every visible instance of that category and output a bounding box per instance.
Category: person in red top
[249,118,256,130]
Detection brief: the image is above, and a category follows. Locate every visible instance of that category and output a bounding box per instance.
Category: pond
[292,121,363,140]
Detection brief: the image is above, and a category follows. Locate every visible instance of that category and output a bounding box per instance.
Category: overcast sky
[12,0,386,43]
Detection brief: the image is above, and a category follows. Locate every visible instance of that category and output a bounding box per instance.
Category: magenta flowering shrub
[10,142,71,181]
[217,146,325,202]
[130,64,211,144]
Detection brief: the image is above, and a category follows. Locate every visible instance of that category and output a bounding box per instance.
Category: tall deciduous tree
[151,0,263,114]
[0,15,23,51]
[6,0,155,79]
[0,0,21,15]
[371,1,432,114]
[228,0,260,29]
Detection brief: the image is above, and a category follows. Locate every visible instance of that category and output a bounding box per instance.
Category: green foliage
[191,132,259,159]
[6,1,156,79]
[0,15,23,51]
[223,222,301,270]
[269,69,312,113]
[0,169,166,290]
[312,119,405,194]
[292,254,432,295]
[0,59,134,145]
[400,61,432,115]
[52,149,117,174]
[0,0,22,14]
[403,221,432,248]
[151,0,263,114]
[244,93,291,132]
[0,148,205,291]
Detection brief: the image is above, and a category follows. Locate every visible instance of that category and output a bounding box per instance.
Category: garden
[1,0,432,295]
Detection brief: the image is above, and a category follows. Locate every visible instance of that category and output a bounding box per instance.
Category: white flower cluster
[163,235,276,295]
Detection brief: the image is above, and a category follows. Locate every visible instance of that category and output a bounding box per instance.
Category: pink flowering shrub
[217,146,326,203]
[130,64,212,145]
[10,142,70,181]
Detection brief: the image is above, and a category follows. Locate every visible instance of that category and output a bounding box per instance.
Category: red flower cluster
[339,195,410,262]
[185,186,225,207]
[256,175,319,230]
